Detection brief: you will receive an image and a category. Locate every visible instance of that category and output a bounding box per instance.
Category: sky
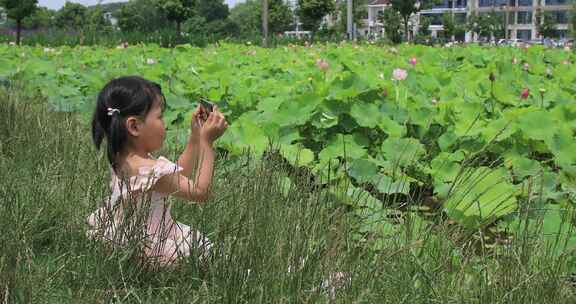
[37,0,245,10]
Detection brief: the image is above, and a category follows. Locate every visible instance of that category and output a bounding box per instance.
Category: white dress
[86,155,212,266]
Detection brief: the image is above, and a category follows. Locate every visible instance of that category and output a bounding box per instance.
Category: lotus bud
[521,88,530,99]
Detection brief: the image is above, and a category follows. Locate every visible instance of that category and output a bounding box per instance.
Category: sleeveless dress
[86,155,212,267]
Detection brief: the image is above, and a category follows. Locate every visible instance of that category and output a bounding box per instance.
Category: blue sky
[37,0,244,10]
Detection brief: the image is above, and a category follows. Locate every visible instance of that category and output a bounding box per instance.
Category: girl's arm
[155,140,215,204]
[177,135,201,178]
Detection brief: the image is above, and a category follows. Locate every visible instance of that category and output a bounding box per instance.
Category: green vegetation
[1,47,576,300]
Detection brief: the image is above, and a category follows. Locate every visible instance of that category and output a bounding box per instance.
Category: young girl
[86,76,228,268]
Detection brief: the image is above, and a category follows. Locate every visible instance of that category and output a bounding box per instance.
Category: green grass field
[1,81,575,303]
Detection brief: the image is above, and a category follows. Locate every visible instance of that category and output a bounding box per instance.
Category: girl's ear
[125,116,141,137]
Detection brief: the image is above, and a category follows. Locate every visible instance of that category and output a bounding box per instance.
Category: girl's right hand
[200,105,228,144]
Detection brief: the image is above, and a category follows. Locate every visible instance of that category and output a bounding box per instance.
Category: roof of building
[369,0,391,5]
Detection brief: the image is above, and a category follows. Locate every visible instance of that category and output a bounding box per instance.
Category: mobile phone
[200,98,214,113]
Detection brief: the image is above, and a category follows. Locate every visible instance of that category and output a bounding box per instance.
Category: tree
[229,0,260,37]
[0,0,37,45]
[86,4,112,33]
[267,0,292,34]
[197,0,228,23]
[535,10,557,39]
[115,0,169,32]
[442,12,455,41]
[229,0,292,37]
[297,0,336,32]
[572,1,576,40]
[466,11,505,41]
[155,0,196,33]
[22,6,54,29]
[390,0,438,42]
[337,0,368,34]
[378,8,402,44]
[55,2,87,29]
[417,15,431,37]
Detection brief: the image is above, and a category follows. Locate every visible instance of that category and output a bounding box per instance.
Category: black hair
[92,76,166,174]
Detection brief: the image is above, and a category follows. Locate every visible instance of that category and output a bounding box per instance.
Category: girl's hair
[92,76,166,173]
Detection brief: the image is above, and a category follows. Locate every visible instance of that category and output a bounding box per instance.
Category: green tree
[390,0,437,41]
[268,0,293,34]
[229,0,292,37]
[467,12,505,41]
[55,2,87,29]
[378,8,402,44]
[22,6,54,29]
[86,4,112,33]
[0,0,37,45]
[115,0,169,32]
[418,15,431,37]
[442,12,455,41]
[297,0,335,32]
[229,0,259,37]
[336,0,368,33]
[197,0,228,22]
[155,0,196,33]
[536,10,557,39]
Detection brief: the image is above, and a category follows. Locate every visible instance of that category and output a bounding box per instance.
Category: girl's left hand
[190,104,207,140]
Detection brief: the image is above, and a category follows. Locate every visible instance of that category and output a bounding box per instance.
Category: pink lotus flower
[392,68,408,81]
[316,59,329,71]
[521,88,530,99]
[409,57,417,66]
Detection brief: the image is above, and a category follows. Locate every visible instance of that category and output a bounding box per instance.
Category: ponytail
[91,76,166,174]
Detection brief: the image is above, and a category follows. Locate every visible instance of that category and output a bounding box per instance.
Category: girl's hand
[190,104,206,141]
[200,105,228,144]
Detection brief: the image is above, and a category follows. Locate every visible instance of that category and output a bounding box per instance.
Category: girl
[87,76,228,268]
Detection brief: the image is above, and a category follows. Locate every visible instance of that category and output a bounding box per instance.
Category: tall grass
[0,85,574,303]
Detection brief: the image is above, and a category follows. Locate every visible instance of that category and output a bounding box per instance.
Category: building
[362,0,573,41]
[0,7,7,26]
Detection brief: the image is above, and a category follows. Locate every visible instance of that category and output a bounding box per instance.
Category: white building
[0,7,7,26]
[362,0,574,41]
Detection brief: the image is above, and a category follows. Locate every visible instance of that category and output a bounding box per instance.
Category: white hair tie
[107,107,121,116]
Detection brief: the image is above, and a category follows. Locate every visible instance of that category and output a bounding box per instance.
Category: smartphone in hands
[198,97,215,125]
[200,98,214,113]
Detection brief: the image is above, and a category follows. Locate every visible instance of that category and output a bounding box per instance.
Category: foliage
[418,15,431,37]
[54,2,87,30]
[229,0,261,37]
[297,0,336,32]
[535,10,557,39]
[1,86,575,303]
[1,44,576,238]
[229,0,293,37]
[155,0,196,32]
[336,0,368,33]
[196,0,229,23]
[378,8,402,44]
[0,0,37,44]
[442,12,455,41]
[115,0,170,33]
[467,11,505,41]
[390,0,438,41]
[21,6,54,29]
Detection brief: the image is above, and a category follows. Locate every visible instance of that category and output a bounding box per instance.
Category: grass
[0,84,575,303]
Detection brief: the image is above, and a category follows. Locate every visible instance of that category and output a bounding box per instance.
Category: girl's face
[138,98,166,153]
